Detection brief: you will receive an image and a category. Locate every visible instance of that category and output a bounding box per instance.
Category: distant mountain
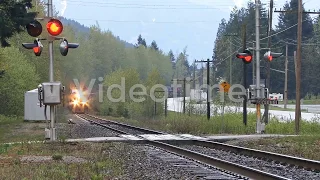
[58,17,135,48]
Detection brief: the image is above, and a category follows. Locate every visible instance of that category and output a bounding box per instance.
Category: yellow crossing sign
[220,81,230,93]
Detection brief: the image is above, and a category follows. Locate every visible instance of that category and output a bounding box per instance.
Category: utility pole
[295,0,302,135]
[252,42,255,85]
[229,37,233,84]
[264,0,274,125]
[274,1,320,135]
[195,59,213,120]
[284,44,288,109]
[255,0,263,133]
[193,60,196,89]
[48,0,56,141]
[242,25,248,126]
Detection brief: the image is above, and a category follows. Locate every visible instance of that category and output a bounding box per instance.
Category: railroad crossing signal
[220,81,230,93]
[264,51,283,61]
[23,18,79,56]
[236,49,252,64]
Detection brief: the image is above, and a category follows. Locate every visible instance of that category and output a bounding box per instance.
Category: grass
[0,111,125,179]
[0,142,124,179]
[98,111,320,135]
[0,115,45,143]
[229,135,320,161]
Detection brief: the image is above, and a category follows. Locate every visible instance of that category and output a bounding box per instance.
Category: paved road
[167,98,320,122]
[271,104,320,113]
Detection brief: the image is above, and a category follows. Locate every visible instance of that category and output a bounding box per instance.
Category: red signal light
[244,56,252,62]
[46,19,63,36]
[236,50,252,64]
[33,47,40,54]
[268,56,273,61]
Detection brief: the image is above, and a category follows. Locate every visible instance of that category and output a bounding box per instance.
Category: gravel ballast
[57,116,120,138]
[56,115,245,179]
[180,145,320,180]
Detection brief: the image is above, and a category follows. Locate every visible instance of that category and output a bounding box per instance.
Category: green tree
[0,0,36,47]
[272,0,314,98]
[150,40,159,51]
[0,47,39,115]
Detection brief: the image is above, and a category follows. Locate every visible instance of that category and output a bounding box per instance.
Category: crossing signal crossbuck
[23,18,79,56]
[236,49,253,64]
[264,51,283,61]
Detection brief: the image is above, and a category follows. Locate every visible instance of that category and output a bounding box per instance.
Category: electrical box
[42,82,62,105]
[247,84,269,104]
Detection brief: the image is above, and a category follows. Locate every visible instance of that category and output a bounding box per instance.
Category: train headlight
[73,100,79,105]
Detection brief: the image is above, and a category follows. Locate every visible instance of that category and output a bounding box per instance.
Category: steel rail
[77,114,290,180]
[84,113,165,135]
[192,140,320,171]
[76,114,131,135]
[148,140,290,180]
[85,114,320,171]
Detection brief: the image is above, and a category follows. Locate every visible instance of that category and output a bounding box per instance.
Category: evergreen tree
[0,0,36,47]
[136,34,143,47]
[168,50,175,62]
[141,38,147,47]
[272,0,314,98]
[150,40,159,51]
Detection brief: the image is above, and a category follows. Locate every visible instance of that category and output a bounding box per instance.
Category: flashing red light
[46,19,63,36]
[244,56,252,62]
[236,52,252,64]
[268,56,273,61]
[33,47,40,53]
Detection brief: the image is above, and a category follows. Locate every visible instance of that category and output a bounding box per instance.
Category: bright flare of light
[73,100,79,105]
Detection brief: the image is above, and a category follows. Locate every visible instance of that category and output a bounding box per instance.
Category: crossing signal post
[236,49,252,126]
[22,11,79,142]
[262,50,283,125]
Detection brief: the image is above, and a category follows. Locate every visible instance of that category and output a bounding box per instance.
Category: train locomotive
[68,87,90,114]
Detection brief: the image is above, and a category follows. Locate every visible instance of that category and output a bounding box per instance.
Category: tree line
[213,0,320,100]
[0,0,196,118]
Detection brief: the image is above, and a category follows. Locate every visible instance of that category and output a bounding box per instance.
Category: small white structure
[24,88,50,121]
[269,93,283,101]
[190,89,207,102]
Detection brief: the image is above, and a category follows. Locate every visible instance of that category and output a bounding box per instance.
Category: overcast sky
[54,0,320,62]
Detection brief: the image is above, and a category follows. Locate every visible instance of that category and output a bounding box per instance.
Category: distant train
[68,87,90,114]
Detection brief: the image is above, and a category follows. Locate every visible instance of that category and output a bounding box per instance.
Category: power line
[67,18,222,24]
[260,16,318,41]
[66,1,236,10]
[66,0,237,7]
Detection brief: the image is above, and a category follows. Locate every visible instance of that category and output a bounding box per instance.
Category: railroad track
[75,113,320,180]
